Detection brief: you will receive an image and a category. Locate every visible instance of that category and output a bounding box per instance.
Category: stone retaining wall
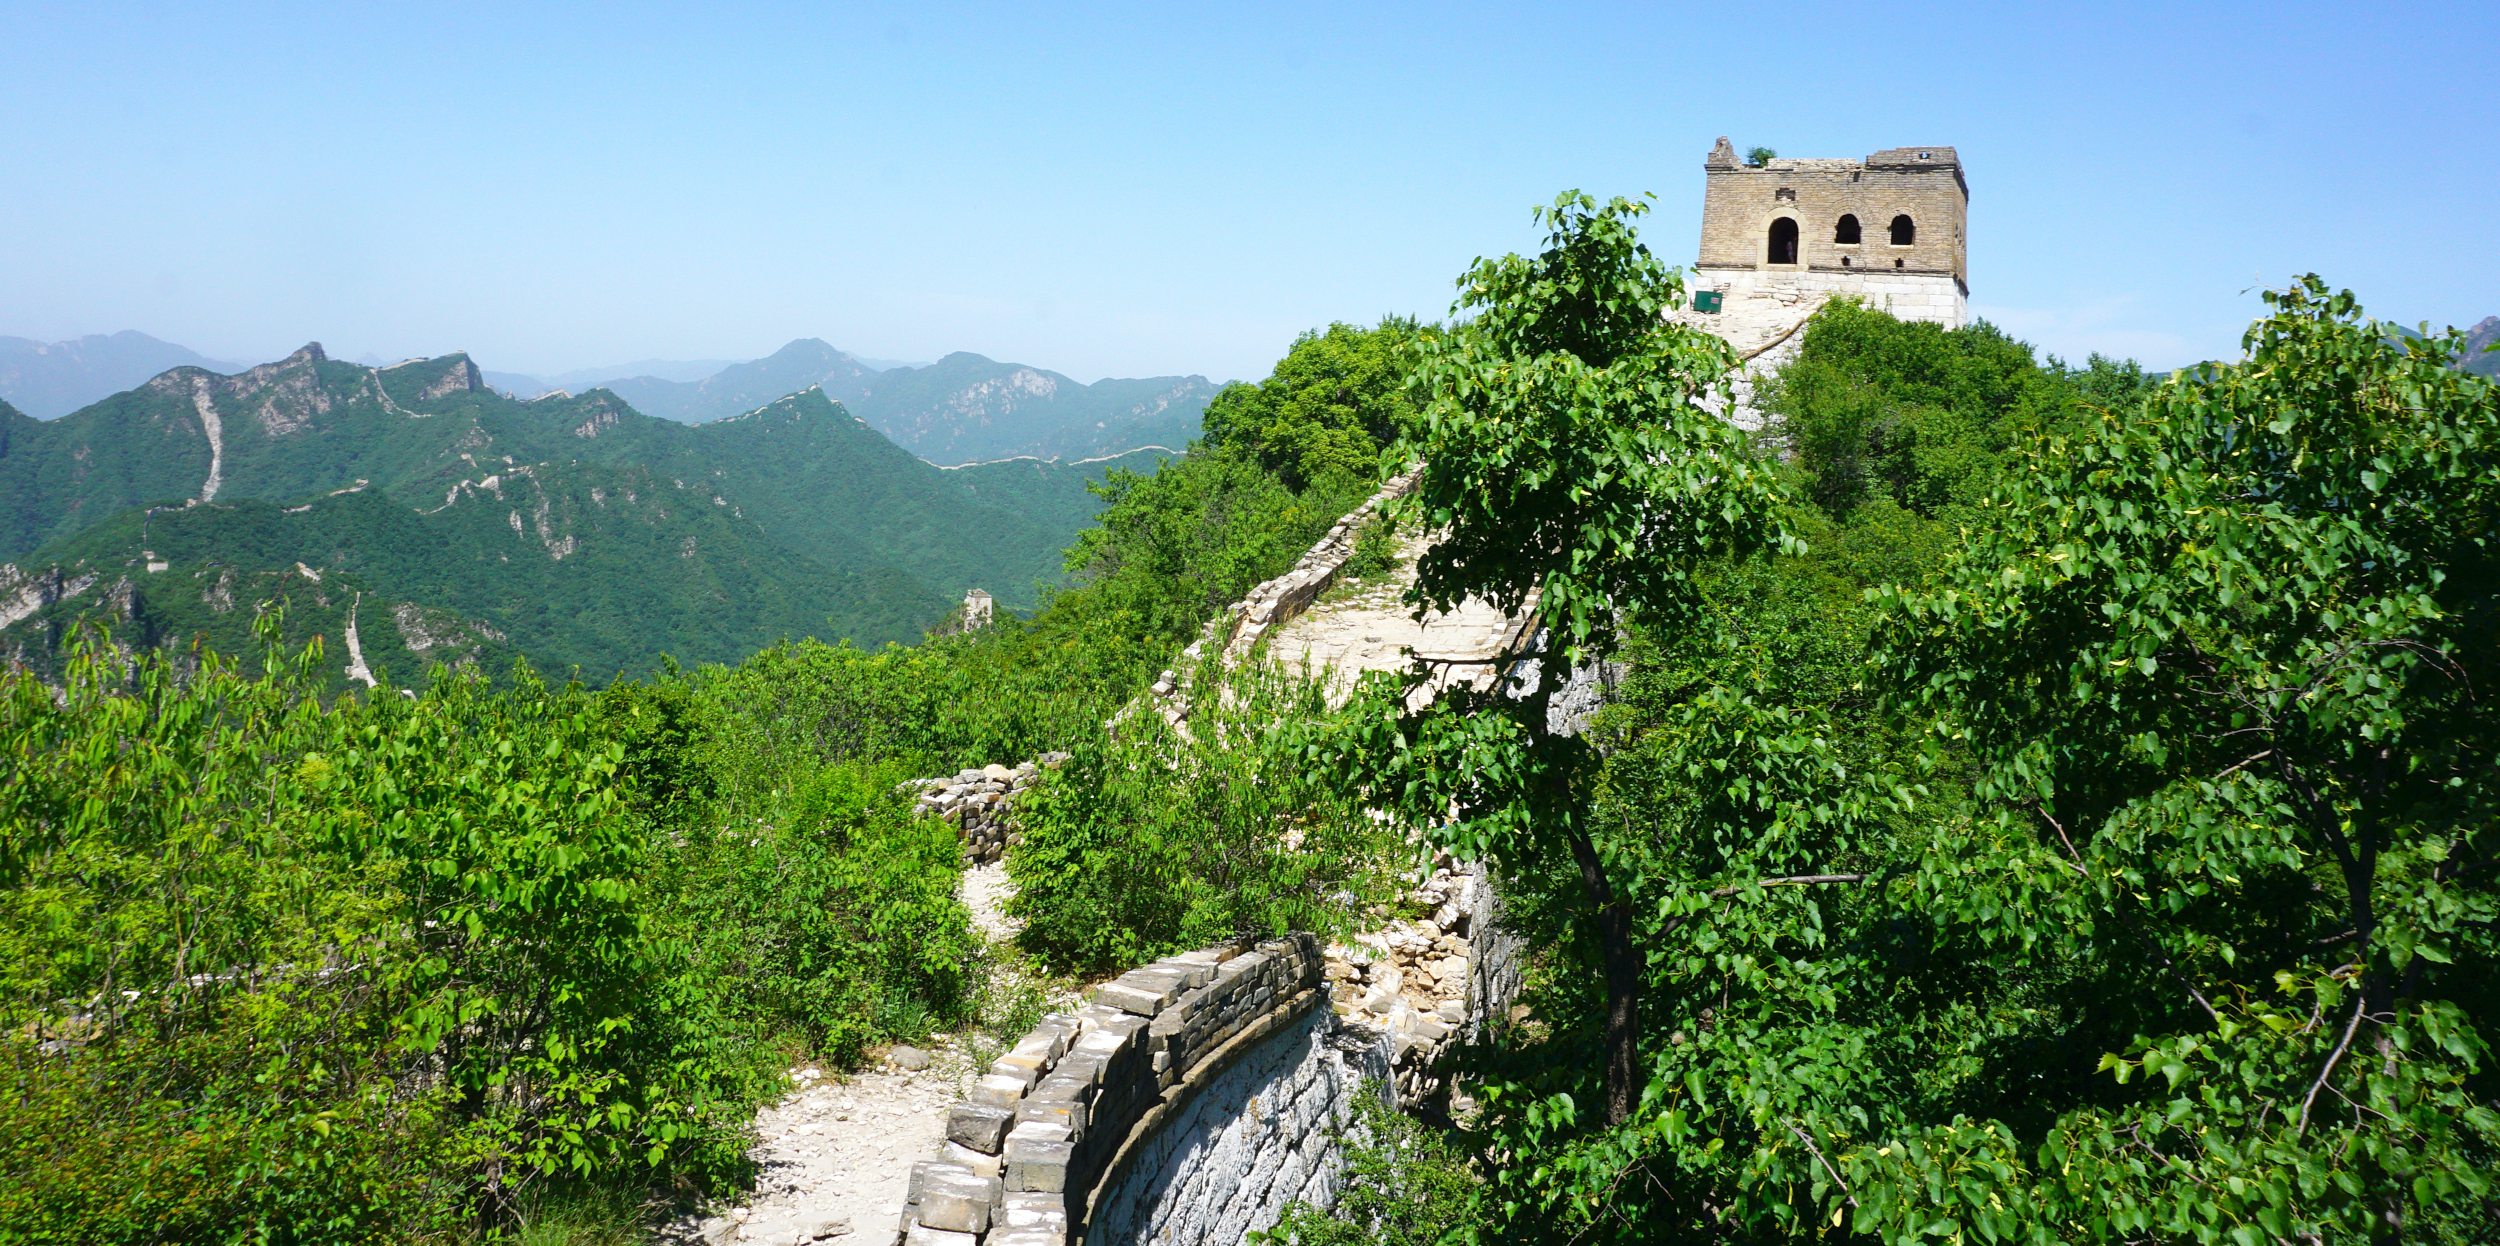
[893,935,1330,1245]
[1085,1005,1391,1246]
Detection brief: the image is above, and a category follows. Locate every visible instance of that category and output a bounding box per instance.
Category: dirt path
[1263,529,1529,707]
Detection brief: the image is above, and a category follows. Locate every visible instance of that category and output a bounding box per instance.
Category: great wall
[687,136,1970,1246]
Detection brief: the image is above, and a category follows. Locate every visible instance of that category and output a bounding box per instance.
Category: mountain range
[578,339,1219,464]
[0,344,1176,688]
[0,331,243,419]
[5,332,1221,466]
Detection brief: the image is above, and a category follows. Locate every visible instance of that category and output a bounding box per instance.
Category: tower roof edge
[1865,145,1960,167]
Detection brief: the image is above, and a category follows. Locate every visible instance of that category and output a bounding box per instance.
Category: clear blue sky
[4,1,2492,383]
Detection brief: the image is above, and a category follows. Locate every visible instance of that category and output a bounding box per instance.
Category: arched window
[1834,214,1861,244]
[1889,214,1916,245]
[1767,217,1799,264]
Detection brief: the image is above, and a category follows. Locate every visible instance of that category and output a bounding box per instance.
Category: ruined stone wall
[891,935,1333,1245]
[888,906,1522,1246]
[1086,1006,1390,1246]
[907,754,1069,866]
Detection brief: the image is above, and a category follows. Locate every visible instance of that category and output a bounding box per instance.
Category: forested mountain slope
[848,351,1215,463]
[0,345,1174,683]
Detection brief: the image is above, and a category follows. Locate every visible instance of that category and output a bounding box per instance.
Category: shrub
[664,759,979,1066]
[1008,655,1398,974]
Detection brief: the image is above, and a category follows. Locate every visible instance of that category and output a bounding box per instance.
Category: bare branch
[2296,992,2367,1135]
[1783,1118,1859,1210]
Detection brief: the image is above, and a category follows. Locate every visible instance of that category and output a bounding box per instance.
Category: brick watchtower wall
[1675,136,1970,424]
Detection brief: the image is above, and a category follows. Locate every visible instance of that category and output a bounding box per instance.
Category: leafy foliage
[1061,449,1377,645]
[1857,277,2500,1242]
[1307,190,1794,1141]
[1316,273,2500,1244]
[0,617,985,1241]
[1008,654,1399,974]
[1201,318,1425,490]
[1759,297,2146,521]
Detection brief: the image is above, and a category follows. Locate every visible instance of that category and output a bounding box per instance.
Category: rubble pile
[906,754,1069,866]
[1323,853,1488,1102]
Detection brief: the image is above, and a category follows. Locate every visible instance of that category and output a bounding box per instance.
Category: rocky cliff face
[2460,316,2499,378]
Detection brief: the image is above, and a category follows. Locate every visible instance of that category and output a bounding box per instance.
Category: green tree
[1860,276,2500,1241]
[1200,317,1425,491]
[1310,190,1794,1127]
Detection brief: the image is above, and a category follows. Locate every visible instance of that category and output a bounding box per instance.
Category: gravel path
[1265,530,1527,706]
[669,867,1028,1244]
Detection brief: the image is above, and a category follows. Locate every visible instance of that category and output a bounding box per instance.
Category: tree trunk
[1527,626,1642,1127]
[1563,813,1641,1126]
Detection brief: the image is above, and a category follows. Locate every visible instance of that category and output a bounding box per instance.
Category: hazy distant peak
[289,342,329,364]
[2460,316,2499,378]
[0,329,247,418]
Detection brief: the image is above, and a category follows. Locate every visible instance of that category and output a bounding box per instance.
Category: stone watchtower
[1681,136,1968,361]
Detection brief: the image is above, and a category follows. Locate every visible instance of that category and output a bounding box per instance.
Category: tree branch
[2297,991,2367,1136]
[1784,1118,1859,1210]
[2034,804,2221,1024]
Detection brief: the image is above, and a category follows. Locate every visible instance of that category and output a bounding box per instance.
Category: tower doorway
[1767,217,1799,265]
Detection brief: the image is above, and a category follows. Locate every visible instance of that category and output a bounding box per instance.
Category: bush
[1200,318,1425,491]
[662,759,979,1066]
[1007,656,1399,974]
[0,620,987,1240]
[1060,446,1377,645]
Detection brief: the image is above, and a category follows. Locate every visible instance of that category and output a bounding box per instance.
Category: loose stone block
[946,1103,1015,1154]
[1072,1027,1128,1061]
[1016,1092,1087,1139]
[1004,1135,1075,1192]
[940,1140,1001,1179]
[1050,1053,1107,1089]
[1092,981,1169,1017]
[971,1072,1030,1109]
[905,1160,953,1204]
[985,1230,1063,1246]
[902,1223,978,1246]
[1011,1031,1067,1063]
[1077,1002,1131,1031]
[918,1168,1004,1234]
